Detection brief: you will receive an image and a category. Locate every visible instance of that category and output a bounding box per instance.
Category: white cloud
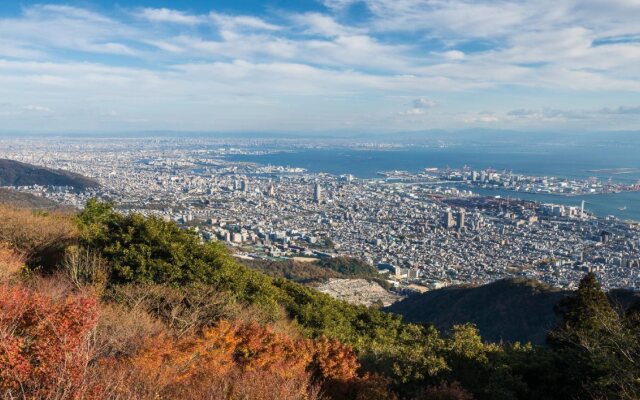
[0,4,139,58]
[506,106,640,122]
[464,113,500,123]
[24,105,52,113]
[441,50,465,60]
[210,13,281,31]
[292,13,360,37]
[138,8,203,25]
[399,108,426,116]
[400,97,437,116]
[413,98,436,108]
[0,2,639,132]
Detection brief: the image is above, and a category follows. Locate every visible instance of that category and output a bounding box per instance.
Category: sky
[0,0,639,134]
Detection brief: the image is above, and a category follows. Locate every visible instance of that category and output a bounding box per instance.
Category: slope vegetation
[386,278,569,344]
[0,158,98,190]
[0,188,61,209]
[1,200,639,400]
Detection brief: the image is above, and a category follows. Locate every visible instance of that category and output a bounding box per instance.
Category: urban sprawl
[2,137,639,292]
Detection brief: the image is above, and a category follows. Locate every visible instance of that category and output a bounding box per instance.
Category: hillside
[242,256,385,283]
[1,200,639,400]
[386,279,640,344]
[0,188,61,209]
[0,158,98,190]
[386,278,570,344]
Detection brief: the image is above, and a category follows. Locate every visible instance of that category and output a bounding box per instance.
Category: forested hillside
[388,278,640,344]
[0,158,98,190]
[242,256,386,286]
[1,200,639,400]
[387,279,569,344]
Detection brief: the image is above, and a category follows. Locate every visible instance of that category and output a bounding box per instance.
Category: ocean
[224,144,640,221]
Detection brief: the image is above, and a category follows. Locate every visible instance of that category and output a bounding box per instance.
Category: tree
[547,273,639,399]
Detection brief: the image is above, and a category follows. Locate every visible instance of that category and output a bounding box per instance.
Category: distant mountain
[0,188,62,209]
[386,278,640,344]
[0,159,98,191]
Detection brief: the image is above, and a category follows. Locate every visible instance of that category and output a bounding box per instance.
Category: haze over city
[0,0,639,133]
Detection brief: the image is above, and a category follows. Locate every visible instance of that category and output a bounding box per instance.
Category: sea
[224,143,640,222]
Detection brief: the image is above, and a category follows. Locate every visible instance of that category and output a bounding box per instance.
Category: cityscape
[2,136,639,292]
[2,1,640,398]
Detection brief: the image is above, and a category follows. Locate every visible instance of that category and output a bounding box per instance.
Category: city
[2,136,639,291]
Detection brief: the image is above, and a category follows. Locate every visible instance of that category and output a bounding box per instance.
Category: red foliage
[0,283,98,399]
[312,336,360,381]
[90,320,311,399]
[310,336,397,400]
[0,282,396,400]
[95,320,396,400]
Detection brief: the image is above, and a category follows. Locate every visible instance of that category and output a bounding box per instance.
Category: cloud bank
[0,1,638,133]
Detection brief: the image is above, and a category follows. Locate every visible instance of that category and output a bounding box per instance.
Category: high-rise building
[313,183,322,203]
[456,208,465,230]
[240,179,248,192]
[442,209,455,228]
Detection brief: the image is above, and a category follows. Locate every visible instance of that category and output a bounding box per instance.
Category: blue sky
[0,0,639,134]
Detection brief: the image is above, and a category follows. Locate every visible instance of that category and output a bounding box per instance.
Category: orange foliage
[101,320,316,399]
[0,278,395,400]
[0,244,25,280]
[94,320,396,400]
[0,283,98,399]
[312,336,360,381]
[0,205,78,268]
[311,337,397,400]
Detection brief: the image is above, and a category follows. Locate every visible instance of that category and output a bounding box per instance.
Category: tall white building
[313,183,322,203]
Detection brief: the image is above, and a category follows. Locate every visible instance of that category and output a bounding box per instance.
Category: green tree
[547,273,639,399]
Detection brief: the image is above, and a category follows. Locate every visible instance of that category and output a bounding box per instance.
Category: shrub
[93,302,165,359]
[417,382,474,400]
[0,244,24,281]
[0,205,78,269]
[0,283,98,399]
[96,320,318,399]
[62,246,110,293]
[104,283,245,335]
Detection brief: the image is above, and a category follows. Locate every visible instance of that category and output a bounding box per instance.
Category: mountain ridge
[0,158,98,190]
[386,278,639,344]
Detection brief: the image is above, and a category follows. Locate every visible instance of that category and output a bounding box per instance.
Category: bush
[93,320,395,400]
[104,283,251,335]
[317,257,379,277]
[0,244,25,281]
[62,246,110,293]
[0,205,78,269]
[94,302,165,359]
[0,283,98,399]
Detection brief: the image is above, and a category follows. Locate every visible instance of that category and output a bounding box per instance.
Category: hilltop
[387,278,639,344]
[386,278,570,344]
[0,158,98,190]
